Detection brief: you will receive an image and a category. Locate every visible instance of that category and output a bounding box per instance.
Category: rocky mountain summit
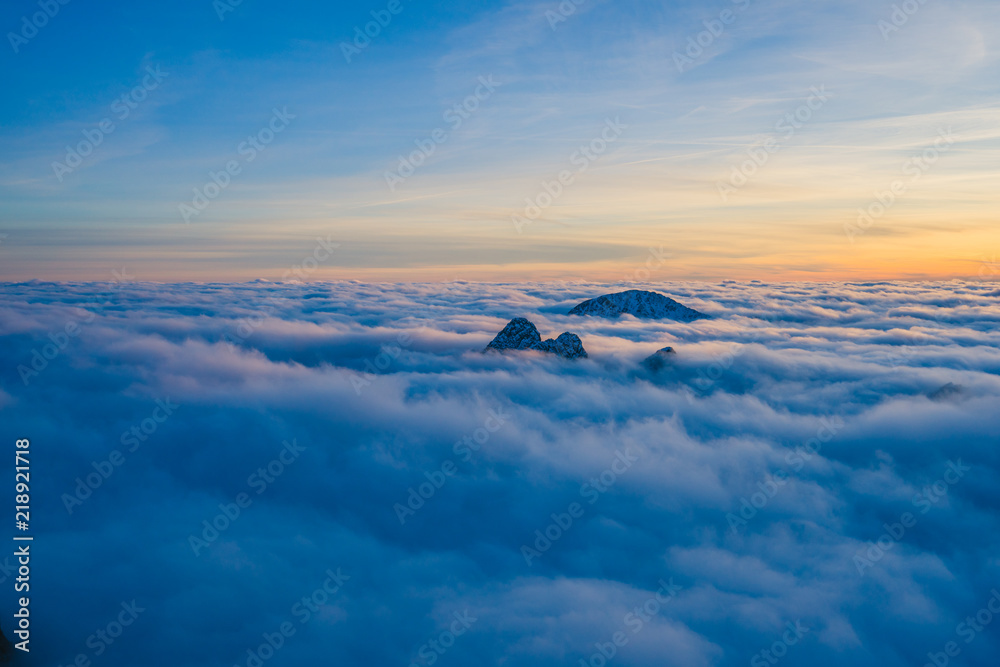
[928,382,965,402]
[641,346,676,373]
[485,318,587,359]
[569,290,706,321]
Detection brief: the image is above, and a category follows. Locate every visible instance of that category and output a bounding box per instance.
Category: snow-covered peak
[568,290,706,321]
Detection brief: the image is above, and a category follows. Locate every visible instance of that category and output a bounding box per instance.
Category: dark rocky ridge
[928,382,965,402]
[641,346,676,373]
[485,318,587,359]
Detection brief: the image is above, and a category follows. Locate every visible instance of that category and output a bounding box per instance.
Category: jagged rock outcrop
[569,290,706,321]
[641,346,676,373]
[485,318,587,359]
[928,382,965,402]
[533,332,587,359]
[485,317,541,352]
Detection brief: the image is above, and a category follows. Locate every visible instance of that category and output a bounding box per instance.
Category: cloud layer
[1,280,999,666]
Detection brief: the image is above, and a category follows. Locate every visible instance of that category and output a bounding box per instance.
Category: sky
[0,0,998,282]
[2,278,1000,666]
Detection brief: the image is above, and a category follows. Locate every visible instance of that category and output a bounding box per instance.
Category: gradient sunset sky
[1,0,998,282]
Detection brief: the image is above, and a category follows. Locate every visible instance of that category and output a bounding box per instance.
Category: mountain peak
[485,317,540,351]
[641,346,677,372]
[569,290,706,321]
[533,332,587,359]
[485,318,587,359]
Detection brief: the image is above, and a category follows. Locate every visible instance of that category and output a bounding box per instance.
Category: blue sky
[1,0,998,281]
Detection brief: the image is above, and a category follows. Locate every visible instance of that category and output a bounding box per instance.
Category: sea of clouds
[1,279,999,667]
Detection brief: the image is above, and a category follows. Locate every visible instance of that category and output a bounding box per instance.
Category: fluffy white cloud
[1,279,998,666]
